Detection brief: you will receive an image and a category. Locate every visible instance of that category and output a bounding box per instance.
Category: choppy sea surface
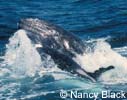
[0,0,127,100]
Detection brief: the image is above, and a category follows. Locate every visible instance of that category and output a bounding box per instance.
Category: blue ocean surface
[0,0,127,100]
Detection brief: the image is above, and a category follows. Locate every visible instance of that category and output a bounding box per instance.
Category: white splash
[4,29,42,77]
[2,28,127,83]
[74,40,127,83]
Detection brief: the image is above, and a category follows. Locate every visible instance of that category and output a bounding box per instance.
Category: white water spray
[4,29,42,77]
[2,29,127,83]
[74,40,127,83]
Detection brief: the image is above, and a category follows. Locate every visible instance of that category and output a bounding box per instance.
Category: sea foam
[74,39,127,83]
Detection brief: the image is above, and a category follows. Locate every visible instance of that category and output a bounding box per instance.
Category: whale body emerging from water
[18,18,114,82]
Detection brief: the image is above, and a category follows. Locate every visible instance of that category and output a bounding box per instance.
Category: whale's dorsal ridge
[19,18,86,55]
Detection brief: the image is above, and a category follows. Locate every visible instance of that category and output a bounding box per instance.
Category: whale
[18,18,114,82]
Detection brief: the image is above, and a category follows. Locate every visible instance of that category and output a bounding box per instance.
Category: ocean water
[0,0,127,100]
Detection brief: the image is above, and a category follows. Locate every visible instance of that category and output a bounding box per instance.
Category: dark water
[1,0,127,46]
[0,0,127,100]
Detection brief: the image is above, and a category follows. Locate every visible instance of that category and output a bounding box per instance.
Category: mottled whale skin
[18,18,114,82]
[19,18,86,57]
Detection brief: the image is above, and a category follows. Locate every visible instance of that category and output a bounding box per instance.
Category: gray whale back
[18,18,114,82]
[19,18,86,57]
